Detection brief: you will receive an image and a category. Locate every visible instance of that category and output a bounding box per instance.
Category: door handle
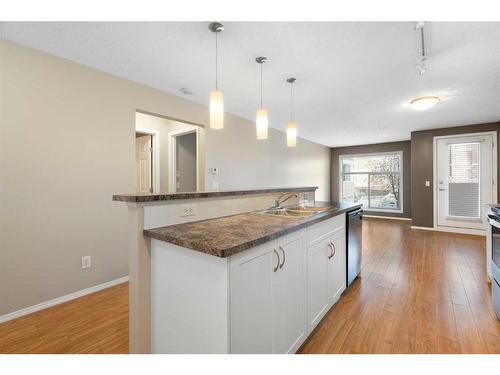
[438,188,446,191]
[278,246,286,269]
[273,249,280,272]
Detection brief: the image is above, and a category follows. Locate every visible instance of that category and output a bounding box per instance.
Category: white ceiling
[1,22,499,147]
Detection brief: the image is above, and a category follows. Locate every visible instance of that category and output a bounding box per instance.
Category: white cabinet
[273,233,306,353]
[306,229,346,333]
[230,231,306,354]
[306,237,331,331]
[230,240,275,353]
[151,212,348,353]
[328,229,346,304]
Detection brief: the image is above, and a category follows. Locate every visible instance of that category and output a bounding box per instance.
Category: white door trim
[135,127,160,193]
[169,128,200,192]
[432,131,497,232]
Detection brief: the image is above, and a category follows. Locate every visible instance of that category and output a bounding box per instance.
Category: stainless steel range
[487,207,500,320]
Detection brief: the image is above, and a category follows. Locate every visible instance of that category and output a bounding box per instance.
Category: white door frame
[168,128,200,192]
[135,127,160,193]
[433,131,497,234]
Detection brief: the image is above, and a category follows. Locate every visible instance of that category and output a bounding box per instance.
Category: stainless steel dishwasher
[346,208,363,287]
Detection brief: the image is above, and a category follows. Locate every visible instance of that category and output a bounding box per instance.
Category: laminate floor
[299,218,500,353]
[0,283,128,353]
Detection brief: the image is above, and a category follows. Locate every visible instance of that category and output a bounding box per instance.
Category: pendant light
[286,77,297,147]
[255,56,269,140]
[208,22,224,129]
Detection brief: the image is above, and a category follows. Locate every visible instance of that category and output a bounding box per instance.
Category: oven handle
[488,217,500,229]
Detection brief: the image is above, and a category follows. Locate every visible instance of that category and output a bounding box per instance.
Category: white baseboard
[411,225,486,236]
[0,276,129,324]
[364,214,412,221]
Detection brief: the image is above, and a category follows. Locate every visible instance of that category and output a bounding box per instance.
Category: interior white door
[273,233,306,354]
[136,134,152,193]
[436,133,495,230]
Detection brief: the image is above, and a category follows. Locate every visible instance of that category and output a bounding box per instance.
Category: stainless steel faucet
[274,193,298,208]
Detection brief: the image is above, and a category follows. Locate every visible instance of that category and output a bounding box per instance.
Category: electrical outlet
[81,256,91,269]
[180,204,196,217]
[425,180,431,187]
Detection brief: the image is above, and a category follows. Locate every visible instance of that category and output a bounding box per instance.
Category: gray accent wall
[410,121,500,228]
[331,141,412,218]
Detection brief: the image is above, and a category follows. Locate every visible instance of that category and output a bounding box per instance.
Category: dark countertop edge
[143,202,362,258]
[113,186,318,203]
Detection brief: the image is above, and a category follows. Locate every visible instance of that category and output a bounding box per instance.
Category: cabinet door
[273,231,306,354]
[306,237,331,333]
[230,240,278,353]
[328,229,346,304]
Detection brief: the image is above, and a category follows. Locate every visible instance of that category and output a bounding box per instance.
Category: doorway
[434,132,497,232]
[169,129,198,192]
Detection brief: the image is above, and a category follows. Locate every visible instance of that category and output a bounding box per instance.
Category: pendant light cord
[260,63,263,109]
[289,81,293,121]
[215,32,218,90]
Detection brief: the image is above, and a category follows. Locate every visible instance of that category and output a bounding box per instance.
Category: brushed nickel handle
[273,249,280,272]
[327,243,334,259]
[278,246,286,269]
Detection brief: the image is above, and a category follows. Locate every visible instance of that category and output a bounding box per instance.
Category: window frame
[339,151,404,213]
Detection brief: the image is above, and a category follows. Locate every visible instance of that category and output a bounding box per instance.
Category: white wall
[0,39,330,316]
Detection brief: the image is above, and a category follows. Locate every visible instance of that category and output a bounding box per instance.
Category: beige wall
[0,39,330,316]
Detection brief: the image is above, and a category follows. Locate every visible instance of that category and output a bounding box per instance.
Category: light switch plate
[425,180,430,187]
[180,204,196,217]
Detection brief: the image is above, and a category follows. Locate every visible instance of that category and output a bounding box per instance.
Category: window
[448,142,480,218]
[340,152,403,212]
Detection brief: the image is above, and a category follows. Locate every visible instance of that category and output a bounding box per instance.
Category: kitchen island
[144,201,361,353]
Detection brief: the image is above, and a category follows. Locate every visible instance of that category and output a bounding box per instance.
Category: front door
[436,133,496,230]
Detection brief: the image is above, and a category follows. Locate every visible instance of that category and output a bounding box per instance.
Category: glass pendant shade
[256,109,268,140]
[287,121,297,147]
[209,90,224,129]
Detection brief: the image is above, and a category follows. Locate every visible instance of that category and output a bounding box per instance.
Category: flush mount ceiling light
[255,56,269,140]
[286,77,297,147]
[409,95,441,111]
[208,22,224,129]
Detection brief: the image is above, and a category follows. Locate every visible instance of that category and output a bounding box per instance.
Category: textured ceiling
[1,22,499,147]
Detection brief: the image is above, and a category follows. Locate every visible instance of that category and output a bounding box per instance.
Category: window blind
[448,142,480,218]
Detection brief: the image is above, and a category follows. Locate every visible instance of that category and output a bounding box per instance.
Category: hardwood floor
[299,218,500,354]
[1,218,499,354]
[0,283,128,354]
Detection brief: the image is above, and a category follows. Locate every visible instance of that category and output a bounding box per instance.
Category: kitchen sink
[259,205,333,218]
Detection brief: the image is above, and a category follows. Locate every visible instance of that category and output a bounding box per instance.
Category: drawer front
[307,214,345,248]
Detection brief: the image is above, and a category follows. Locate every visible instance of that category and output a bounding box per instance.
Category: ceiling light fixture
[409,95,441,111]
[255,56,269,140]
[286,77,297,147]
[208,22,224,129]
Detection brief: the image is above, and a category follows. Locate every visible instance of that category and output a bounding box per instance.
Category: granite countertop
[143,201,362,258]
[113,186,317,203]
